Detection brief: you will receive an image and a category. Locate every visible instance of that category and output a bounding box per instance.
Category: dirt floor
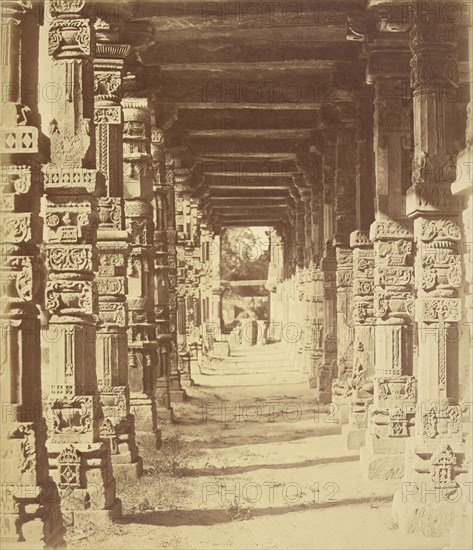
[68,344,449,549]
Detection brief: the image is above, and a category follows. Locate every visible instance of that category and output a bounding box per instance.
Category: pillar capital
[47,0,94,59]
[366,43,411,85]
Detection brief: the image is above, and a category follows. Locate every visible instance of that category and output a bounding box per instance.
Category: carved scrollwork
[0,213,31,243]
[48,19,92,58]
[45,279,94,315]
[47,396,94,437]
[94,106,121,125]
[46,244,94,272]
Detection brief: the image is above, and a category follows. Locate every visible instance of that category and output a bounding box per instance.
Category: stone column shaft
[393,8,467,535]
[449,13,473,545]
[0,4,64,544]
[150,125,173,421]
[331,115,359,416]
[122,96,160,446]
[360,47,417,478]
[42,0,120,527]
[174,168,199,385]
[163,151,186,401]
[341,230,375,449]
[315,128,338,403]
[93,22,142,478]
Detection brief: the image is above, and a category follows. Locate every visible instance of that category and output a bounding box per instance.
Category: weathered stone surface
[1,0,471,545]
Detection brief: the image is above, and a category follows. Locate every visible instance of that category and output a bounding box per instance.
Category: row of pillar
[0,1,198,543]
[268,6,472,541]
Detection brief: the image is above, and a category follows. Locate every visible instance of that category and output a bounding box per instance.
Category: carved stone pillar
[392,8,467,535]
[308,156,325,387]
[174,167,199,385]
[331,114,359,415]
[0,2,65,544]
[448,13,473,547]
[208,231,226,353]
[333,98,376,447]
[331,246,353,416]
[267,228,284,343]
[93,21,142,479]
[188,200,203,370]
[360,47,417,478]
[296,189,307,368]
[315,127,338,403]
[164,151,187,401]
[150,125,173,421]
[341,230,375,449]
[42,0,120,526]
[122,97,160,447]
[300,188,313,375]
[198,223,211,347]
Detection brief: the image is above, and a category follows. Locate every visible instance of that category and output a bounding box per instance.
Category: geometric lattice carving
[0,127,38,153]
[58,445,81,488]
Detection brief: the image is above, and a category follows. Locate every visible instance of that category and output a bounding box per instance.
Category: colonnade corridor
[1,0,472,549]
[65,343,443,549]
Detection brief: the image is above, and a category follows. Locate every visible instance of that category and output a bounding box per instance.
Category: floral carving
[0,213,31,243]
[48,19,91,57]
[46,245,93,271]
[421,298,461,322]
[419,219,462,242]
[45,280,94,315]
[47,396,94,436]
[94,107,121,125]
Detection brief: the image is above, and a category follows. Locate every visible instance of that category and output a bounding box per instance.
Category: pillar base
[71,498,122,530]
[360,436,406,479]
[135,430,161,450]
[316,390,332,404]
[157,406,174,424]
[170,389,187,402]
[180,375,195,387]
[341,424,366,450]
[0,485,65,549]
[178,352,194,386]
[113,458,143,482]
[312,362,336,404]
[331,398,350,424]
[392,489,460,537]
[190,356,201,376]
[341,396,373,449]
[129,394,159,448]
[392,437,467,536]
[212,341,230,357]
[446,501,473,549]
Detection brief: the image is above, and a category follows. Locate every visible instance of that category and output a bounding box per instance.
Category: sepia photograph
[0,0,472,548]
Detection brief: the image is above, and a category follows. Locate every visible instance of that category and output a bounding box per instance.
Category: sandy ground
[69,344,448,549]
